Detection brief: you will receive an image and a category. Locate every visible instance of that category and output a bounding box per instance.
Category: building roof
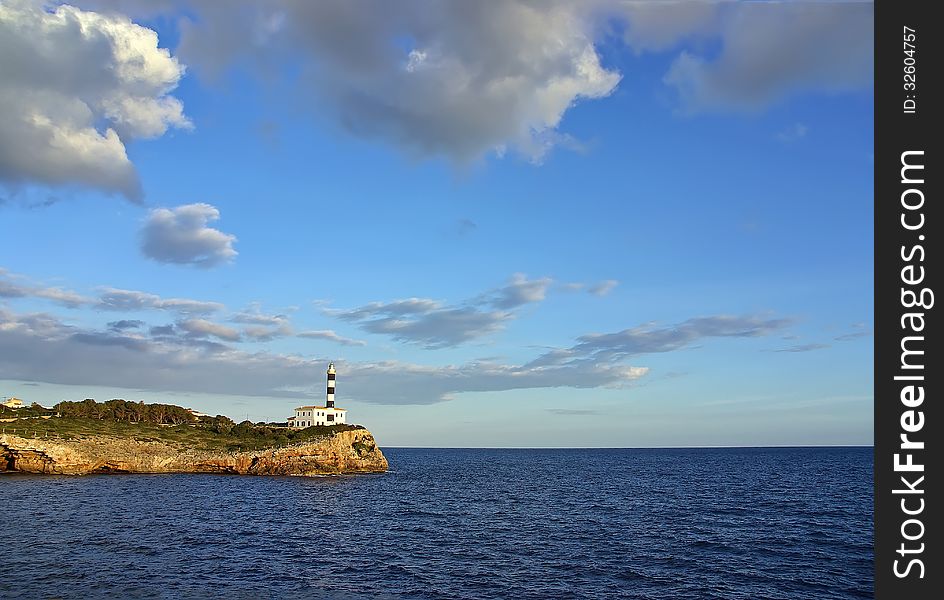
[294,405,347,411]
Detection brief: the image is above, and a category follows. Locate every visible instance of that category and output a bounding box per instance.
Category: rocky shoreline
[0,428,387,476]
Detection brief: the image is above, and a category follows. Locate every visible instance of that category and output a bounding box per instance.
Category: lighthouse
[286,362,347,428]
[326,362,336,408]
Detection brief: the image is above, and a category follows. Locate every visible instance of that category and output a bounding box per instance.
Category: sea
[0,447,872,600]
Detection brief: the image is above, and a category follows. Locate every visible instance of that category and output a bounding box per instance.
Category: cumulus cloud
[664,2,873,112]
[328,275,552,348]
[0,0,190,199]
[139,203,237,267]
[587,279,618,296]
[54,0,871,165]
[297,330,367,347]
[110,0,620,162]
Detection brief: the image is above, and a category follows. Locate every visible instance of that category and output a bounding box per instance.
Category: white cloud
[0,306,646,403]
[230,308,290,327]
[297,330,367,347]
[1,267,227,315]
[774,343,830,353]
[0,0,190,199]
[0,270,90,308]
[176,318,241,342]
[55,0,872,165]
[96,287,224,315]
[240,324,292,342]
[329,299,511,349]
[328,275,553,348]
[485,273,553,309]
[527,315,793,368]
[664,3,873,113]
[775,123,809,143]
[230,306,293,341]
[587,279,618,296]
[619,1,719,53]
[0,305,793,404]
[139,203,237,267]
[167,0,621,162]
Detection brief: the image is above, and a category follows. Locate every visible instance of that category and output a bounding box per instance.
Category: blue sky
[0,1,873,447]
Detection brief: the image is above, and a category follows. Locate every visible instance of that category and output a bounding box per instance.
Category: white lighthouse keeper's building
[287,362,347,428]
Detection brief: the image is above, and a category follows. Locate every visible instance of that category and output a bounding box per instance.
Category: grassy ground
[0,417,363,452]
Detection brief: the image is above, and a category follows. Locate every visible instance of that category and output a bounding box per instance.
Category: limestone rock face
[0,429,387,476]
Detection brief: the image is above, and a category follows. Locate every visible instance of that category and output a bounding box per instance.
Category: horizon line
[379,444,874,450]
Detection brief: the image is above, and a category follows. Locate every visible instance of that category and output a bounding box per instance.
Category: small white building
[288,405,347,428]
[287,362,348,428]
[2,397,24,409]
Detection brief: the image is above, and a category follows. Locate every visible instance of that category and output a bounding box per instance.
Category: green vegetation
[0,402,53,419]
[54,398,197,425]
[1,399,363,452]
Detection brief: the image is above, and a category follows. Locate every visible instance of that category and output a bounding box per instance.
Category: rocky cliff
[0,428,387,476]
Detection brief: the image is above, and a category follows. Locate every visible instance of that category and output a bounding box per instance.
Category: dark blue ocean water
[0,447,872,600]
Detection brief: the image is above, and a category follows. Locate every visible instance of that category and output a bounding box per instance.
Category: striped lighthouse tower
[326,363,336,409]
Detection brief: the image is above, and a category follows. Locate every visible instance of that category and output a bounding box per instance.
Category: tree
[232,420,255,437]
[213,415,235,434]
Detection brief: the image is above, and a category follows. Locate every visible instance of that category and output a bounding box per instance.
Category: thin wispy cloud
[546,408,599,416]
[834,323,872,342]
[0,269,89,308]
[0,305,793,405]
[587,279,619,296]
[329,299,511,349]
[528,315,793,368]
[455,218,477,237]
[1,269,226,316]
[775,123,809,143]
[328,274,552,348]
[96,288,224,315]
[775,343,831,353]
[230,306,293,341]
[297,330,367,347]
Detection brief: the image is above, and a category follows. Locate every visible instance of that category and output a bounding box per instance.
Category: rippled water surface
[0,447,872,599]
